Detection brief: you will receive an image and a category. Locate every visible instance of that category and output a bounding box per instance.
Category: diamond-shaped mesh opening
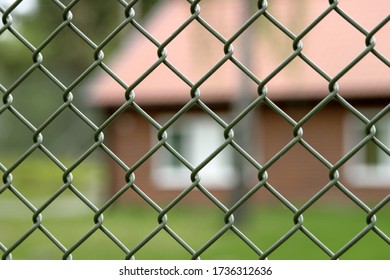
[81,66,128,108]
[39,192,98,243]
[235,201,298,255]
[5,69,65,127]
[7,2,63,47]
[132,63,194,106]
[166,22,229,83]
[265,57,330,101]
[102,109,158,166]
[39,106,97,157]
[299,189,374,253]
[161,201,227,252]
[302,10,368,77]
[67,0,124,45]
[100,205,159,254]
[101,28,160,87]
[6,151,64,205]
[39,26,96,86]
[236,13,296,80]
[263,138,331,202]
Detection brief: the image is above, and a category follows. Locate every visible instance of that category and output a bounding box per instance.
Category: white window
[344,108,390,188]
[152,114,236,189]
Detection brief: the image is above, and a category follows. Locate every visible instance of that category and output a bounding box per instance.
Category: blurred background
[0,0,389,259]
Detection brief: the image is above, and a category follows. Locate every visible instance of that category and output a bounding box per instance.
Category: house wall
[260,101,344,203]
[104,106,235,205]
[104,101,389,206]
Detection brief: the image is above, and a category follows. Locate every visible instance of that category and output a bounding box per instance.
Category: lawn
[0,202,389,260]
[0,155,389,260]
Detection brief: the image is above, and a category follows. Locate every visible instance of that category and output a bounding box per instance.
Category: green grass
[0,203,389,260]
[0,153,106,204]
[1,155,389,259]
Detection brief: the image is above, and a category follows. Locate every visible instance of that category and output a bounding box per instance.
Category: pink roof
[87,0,390,107]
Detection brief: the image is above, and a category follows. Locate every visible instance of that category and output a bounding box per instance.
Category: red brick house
[86,0,389,204]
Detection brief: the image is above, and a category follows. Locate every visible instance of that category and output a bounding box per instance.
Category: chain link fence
[1,0,389,260]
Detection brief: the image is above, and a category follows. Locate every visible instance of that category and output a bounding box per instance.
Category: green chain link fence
[0,0,389,260]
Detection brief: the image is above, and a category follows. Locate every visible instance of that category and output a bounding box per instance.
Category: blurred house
[86,0,389,204]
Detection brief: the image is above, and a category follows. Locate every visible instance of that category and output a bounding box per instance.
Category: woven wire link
[0,0,389,259]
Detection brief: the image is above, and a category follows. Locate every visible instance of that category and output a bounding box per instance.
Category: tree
[0,0,128,154]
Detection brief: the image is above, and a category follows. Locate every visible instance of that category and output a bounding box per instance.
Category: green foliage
[1,0,122,154]
[1,0,159,155]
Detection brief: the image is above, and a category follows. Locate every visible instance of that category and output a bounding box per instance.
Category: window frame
[343,108,390,188]
[151,113,236,190]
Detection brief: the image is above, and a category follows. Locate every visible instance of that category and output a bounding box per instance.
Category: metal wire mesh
[0,0,389,260]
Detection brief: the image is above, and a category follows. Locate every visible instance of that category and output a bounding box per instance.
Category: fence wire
[0,0,389,260]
